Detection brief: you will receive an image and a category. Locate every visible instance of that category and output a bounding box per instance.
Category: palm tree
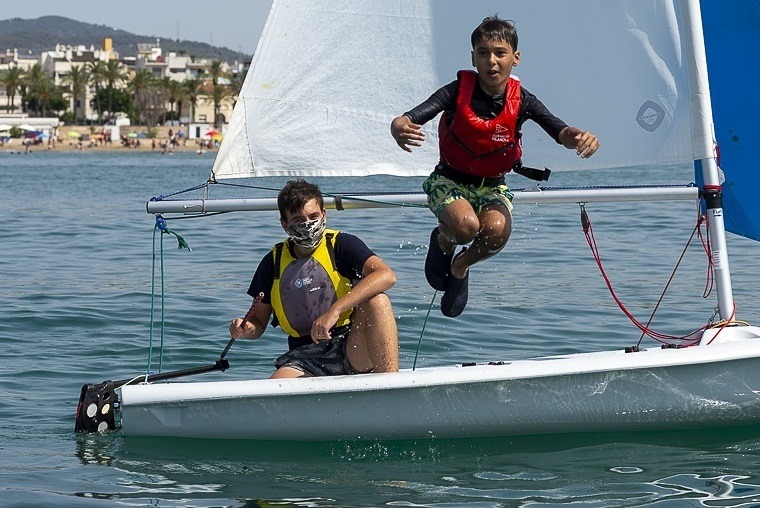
[160,77,186,124]
[211,83,234,127]
[174,82,189,124]
[101,59,127,121]
[183,74,205,124]
[142,82,167,128]
[22,64,46,116]
[206,60,228,128]
[127,69,154,126]
[87,61,107,123]
[34,77,59,117]
[0,66,25,113]
[60,65,89,124]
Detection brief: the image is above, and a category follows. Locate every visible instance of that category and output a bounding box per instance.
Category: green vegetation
[0,15,245,62]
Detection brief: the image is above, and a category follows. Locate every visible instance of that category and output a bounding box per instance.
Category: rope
[413,291,438,370]
[149,182,209,202]
[154,215,192,251]
[580,203,712,347]
[147,215,192,375]
[702,303,738,346]
[147,226,160,375]
[632,214,707,348]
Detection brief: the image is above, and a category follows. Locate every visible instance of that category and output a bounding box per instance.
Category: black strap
[512,160,552,181]
[325,232,338,272]
[434,163,506,187]
[273,242,284,279]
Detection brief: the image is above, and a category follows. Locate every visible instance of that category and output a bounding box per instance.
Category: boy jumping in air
[391,15,599,317]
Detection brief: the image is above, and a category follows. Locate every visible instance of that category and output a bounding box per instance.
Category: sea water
[2,150,760,507]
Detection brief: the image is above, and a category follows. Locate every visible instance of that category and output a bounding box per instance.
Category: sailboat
[75,0,760,440]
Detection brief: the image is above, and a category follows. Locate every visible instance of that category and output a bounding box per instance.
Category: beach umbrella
[205,129,220,138]
[19,124,35,131]
[67,131,81,138]
[0,124,12,131]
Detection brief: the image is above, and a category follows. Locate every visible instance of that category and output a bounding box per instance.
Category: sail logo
[492,124,510,143]
[636,101,666,132]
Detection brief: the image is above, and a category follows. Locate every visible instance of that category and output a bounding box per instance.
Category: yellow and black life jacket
[270,229,353,337]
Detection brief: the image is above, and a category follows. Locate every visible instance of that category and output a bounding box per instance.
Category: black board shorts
[275,328,358,376]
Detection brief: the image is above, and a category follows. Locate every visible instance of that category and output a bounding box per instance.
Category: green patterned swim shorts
[422,171,514,217]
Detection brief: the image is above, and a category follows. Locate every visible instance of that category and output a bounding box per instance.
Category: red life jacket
[438,70,522,178]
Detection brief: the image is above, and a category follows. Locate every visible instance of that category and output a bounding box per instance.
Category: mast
[680,0,734,321]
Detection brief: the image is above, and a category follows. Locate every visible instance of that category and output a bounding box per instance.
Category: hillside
[0,15,247,63]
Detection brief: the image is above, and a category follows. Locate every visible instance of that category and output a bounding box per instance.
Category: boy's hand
[560,127,600,159]
[229,318,254,339]
[574,131,599,159]
[391,115,425,152]
[311,308,340,343]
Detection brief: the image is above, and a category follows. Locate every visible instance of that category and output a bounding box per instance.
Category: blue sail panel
[701,0,760,242]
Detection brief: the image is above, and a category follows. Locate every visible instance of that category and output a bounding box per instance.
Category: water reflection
[68,427,760,507]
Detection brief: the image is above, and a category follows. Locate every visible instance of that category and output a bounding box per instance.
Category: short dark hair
[277,179,324,220]
[471,15,518,50]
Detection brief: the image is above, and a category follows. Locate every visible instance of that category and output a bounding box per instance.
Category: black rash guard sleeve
[403,79,568,144]
[519,88,568,143]
[247,250,275,303]
[333,232,375,280]
[404,80,458,126]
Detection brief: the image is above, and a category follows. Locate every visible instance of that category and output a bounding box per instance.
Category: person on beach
[390,15,599,318]
[229,179,399,378]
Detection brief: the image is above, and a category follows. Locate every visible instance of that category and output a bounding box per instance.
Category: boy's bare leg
[437,199,480,254]
[444,203,512,278]
[271,366,307,379]
[345,293,399,373]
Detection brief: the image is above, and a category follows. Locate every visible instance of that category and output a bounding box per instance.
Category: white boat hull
[118,328,760,440]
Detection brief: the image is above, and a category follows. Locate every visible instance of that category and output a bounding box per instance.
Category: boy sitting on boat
[391,15,600,317]
[229,179,399,378]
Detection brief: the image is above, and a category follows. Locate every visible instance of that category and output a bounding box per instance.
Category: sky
[4,0,274,56]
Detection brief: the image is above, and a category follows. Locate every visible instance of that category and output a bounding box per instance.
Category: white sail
[212,0,698,180]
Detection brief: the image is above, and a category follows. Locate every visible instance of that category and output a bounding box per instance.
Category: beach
[2,125,218,154]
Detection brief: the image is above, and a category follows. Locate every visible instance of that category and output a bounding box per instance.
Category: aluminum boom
[146,186,698,214]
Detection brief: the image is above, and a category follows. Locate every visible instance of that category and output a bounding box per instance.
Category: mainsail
[212,0,701,179]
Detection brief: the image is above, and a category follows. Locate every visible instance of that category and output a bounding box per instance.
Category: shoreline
[1,125,219,154]
[1,137,218,154]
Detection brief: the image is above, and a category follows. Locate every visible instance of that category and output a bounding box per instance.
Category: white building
[0,49,40,114]
[1,38,242,127]
[136,40,208,82]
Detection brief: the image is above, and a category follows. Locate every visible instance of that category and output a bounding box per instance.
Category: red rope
[580,204,713,347]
